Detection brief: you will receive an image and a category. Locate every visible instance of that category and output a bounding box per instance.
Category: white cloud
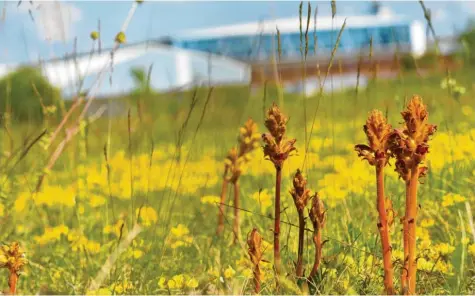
[18,0,82,43]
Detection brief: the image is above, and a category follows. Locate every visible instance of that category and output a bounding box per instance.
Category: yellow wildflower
[171,224,190,237]
[133,249,143,259]
[434,243,455,255]
[158,277,167,289]
[468,244,475,256]
[201,195,220,205]
[251,189,273,214]
[420,218,435,228]
[89,194,106,208]
[167,279,177,289]
[34,225,69,245]
[224,266,235,279]
[186,278,199,289]
[172,274,185,289]
[462,105,473,117]
[136,206,158,227]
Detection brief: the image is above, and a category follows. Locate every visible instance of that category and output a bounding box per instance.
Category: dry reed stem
[36,105,107,191]
[355,110,395,295]
[233,181,241,244]
[247,228,263,294]
[88,224,142,292]
[216,168,229,236]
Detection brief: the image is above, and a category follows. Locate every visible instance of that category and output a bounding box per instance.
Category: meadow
[0,62,474,294]
[1,1,475,295]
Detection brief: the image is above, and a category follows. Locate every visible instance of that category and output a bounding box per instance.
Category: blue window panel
[379,27,393,45]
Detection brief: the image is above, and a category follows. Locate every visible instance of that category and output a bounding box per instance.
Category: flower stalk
[355,110,395,295]
[389,96,436,295]
[290,169,311,278]
[263,103,296,276]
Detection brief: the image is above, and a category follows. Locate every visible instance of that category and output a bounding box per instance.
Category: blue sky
[0,1,472,65]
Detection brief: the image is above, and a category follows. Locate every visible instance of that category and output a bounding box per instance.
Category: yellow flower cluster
[67,230,101,254]
[34,225,69,245]
[427,130,475,171]
[441,193,466,207]
[158,274,199,290]
[136,206,158,227]
[170,224,193,249]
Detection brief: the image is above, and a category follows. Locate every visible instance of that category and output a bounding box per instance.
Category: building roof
[179,9,407,40]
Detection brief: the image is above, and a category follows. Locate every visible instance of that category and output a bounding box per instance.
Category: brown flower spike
[290,169,312,277]
[0,242,28,295]
[308,194,325,280]
[262,103,296,169]
[389,96,436,295]
[216,119,260,242]
[262,103,296,278]
[247,228,263,294]
[355,110,395,295]
[355,110,392,167]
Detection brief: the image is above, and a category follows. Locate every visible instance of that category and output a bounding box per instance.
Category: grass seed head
[115,31,126,44]
[90,31,99,41]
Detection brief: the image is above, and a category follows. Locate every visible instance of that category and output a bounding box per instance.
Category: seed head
[115,31,126,44]
[355,110,391,167]
[290,169,311,212]
[90,31,99,41]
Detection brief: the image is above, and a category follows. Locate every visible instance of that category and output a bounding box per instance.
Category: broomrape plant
[247,228,263,294]
[0,242,28,295]
[355,110,396,295]
[262,103,296,276]
[389,95,436,295]
[216,118,260,241]
[290,169,312,278]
